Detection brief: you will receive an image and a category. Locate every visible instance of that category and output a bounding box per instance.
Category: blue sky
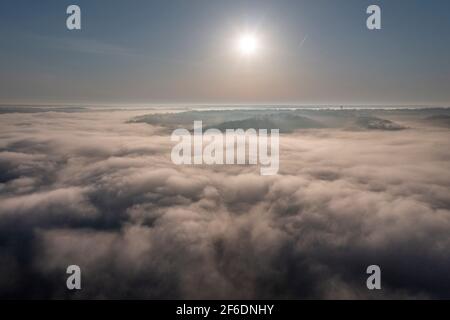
[1,0,449,105]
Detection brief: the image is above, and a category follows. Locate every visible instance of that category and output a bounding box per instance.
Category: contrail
[298,34,308,50]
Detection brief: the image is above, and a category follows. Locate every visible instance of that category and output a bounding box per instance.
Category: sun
[237,33,259,56]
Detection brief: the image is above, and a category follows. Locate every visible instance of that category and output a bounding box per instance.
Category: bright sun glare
[237,33,259,56]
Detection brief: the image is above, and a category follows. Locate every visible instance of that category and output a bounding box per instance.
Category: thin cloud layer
[0,110,449,299]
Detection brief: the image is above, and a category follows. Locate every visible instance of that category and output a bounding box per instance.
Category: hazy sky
[1,0,449,105]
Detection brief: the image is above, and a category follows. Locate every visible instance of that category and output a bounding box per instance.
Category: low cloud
[0,110,449,299]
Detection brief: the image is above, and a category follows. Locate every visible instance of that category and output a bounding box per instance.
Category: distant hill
[355,116,406,131]
[130,108,450,132]
[130,110,271,128]
[206,114,324,133]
